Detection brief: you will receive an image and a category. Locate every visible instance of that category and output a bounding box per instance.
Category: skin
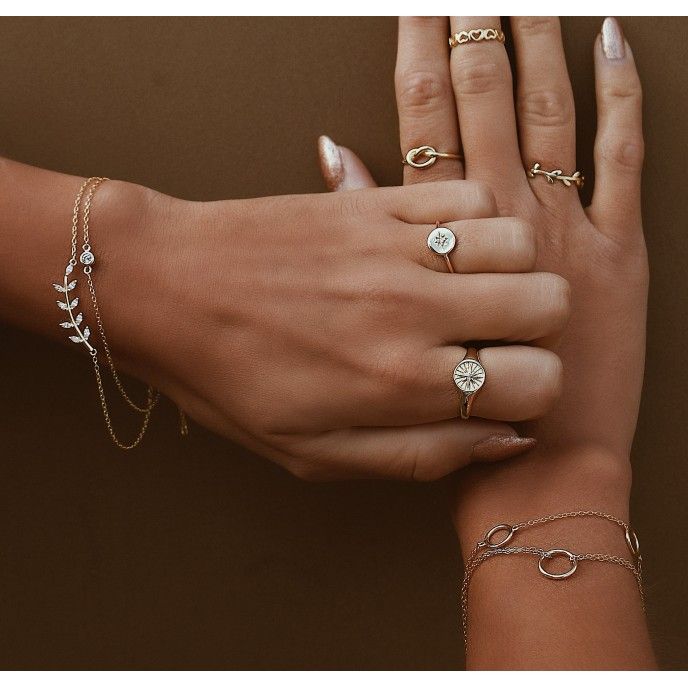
[0,157,568,481]
[321,16,655,669]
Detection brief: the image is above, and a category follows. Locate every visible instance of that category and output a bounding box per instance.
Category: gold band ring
[528,162,584,188]
[449,28,505,48]
[427,222,456,273]
[403,145,462,169]
[453,347,486,420]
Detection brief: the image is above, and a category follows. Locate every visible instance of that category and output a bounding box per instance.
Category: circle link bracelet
[460,511,644,649]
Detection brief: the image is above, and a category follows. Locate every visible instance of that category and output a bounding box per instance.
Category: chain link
[461,511,645,652]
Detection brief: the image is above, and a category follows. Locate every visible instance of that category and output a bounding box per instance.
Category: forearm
[454,446,655,669]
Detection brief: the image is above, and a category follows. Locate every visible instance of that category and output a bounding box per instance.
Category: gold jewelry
[54,178,187,449]
[528,162,584,188]
[427,222,456,273]
[453,347,485,419]
[461,511,644,648]
[403,145,462,169]
[449,28,505,48]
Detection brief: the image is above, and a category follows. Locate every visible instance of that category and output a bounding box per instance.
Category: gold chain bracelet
[460,511,644,649]
[54,177,188,449]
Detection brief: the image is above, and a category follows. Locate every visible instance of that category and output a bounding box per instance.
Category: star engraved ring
[427,222,457,273]
[453,347,486,420]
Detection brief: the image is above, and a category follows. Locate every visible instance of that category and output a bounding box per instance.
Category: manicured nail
[470,434,537,462]
[318,134,344,191]
[601,17,626,60]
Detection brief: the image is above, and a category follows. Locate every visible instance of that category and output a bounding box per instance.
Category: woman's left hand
[320,16,648,519]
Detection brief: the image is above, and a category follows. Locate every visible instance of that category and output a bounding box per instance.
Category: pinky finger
[293,420,536,482]
[589,18,644,239]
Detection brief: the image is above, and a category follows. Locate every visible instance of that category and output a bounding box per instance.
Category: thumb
[318,134,378,191]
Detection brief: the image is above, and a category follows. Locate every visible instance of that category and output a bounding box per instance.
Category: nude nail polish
[318,134,344,191]
[601,17,626,60]
[470,435,537,462]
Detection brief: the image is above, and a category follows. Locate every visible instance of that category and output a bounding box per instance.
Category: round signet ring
[427,222,456,273]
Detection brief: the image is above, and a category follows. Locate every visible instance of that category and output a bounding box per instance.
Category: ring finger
[411,217,536,273]
[392,344,563,425]
[396,17,464,184]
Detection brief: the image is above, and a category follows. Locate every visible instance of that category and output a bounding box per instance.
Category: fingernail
[470,435,537,462]
[318,134,344,191]
[601,17,626,60]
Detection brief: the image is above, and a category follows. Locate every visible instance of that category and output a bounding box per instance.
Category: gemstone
[80,251,95,266]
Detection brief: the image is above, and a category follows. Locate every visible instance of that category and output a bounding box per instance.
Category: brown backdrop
[0,17,686,669]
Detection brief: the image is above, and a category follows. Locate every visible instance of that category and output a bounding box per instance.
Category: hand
[69,176,569,481]
[320,16,646,512]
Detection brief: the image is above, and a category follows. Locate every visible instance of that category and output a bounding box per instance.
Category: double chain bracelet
[53,177,187,449]
[460,510,644,648]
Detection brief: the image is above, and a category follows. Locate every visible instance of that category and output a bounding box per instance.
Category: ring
[528,162,584,188]
[453,347,486,420]
[449,28,505,48]
[403,145,462,169]
[427,222,456,273]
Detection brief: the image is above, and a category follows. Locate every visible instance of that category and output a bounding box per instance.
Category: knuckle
[370,347,419,392]
[537,351,564,411]
[452,60,509,97]
[541,273,572,330]
[603,80,642,104]
[516,16,559,35]
[395,68,452,114]
[598,136,645,172]
[505,219,537,266]
[517,88,574,128]
[465,180,498,217]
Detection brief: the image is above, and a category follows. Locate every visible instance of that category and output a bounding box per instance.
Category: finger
[511,17,578,205]
[427,271,570,343]
[296,420,536,482]
[409,217,537,274]
[318,135,378,191]
[395,17,464,184]
[449,17,524,187]
[383,179,497,224]
[589,18,644,238]
[436,344,563,423]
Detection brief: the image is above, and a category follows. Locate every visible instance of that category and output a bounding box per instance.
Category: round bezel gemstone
[453,358,486,394]
[80,251,95,266]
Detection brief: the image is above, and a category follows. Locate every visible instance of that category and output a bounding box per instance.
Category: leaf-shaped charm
[546,176,555,184]
[60,321,74,328]
[69,335,83,343]
[53,283,67,293]
[563,179,571,187]
[69,297,79,309]
[57,300,70,310]
[83,326,91,341]
[66,280,77,291]
[75,312,83,326]
[65,263,73,276]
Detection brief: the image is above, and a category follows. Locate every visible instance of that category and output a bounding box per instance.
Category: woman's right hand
[86,178,569,480]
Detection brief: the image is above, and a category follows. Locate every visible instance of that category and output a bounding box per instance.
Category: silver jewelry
[427,223,457,273]
[453,347,486,419]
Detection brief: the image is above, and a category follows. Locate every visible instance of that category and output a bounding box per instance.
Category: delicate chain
[513,510,629,531]
[460,511,645,651]
[54,177,190,449]
[80,178,159,416]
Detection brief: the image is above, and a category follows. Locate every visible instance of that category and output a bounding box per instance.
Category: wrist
[86,179,190,386]
[453,444,632,559]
